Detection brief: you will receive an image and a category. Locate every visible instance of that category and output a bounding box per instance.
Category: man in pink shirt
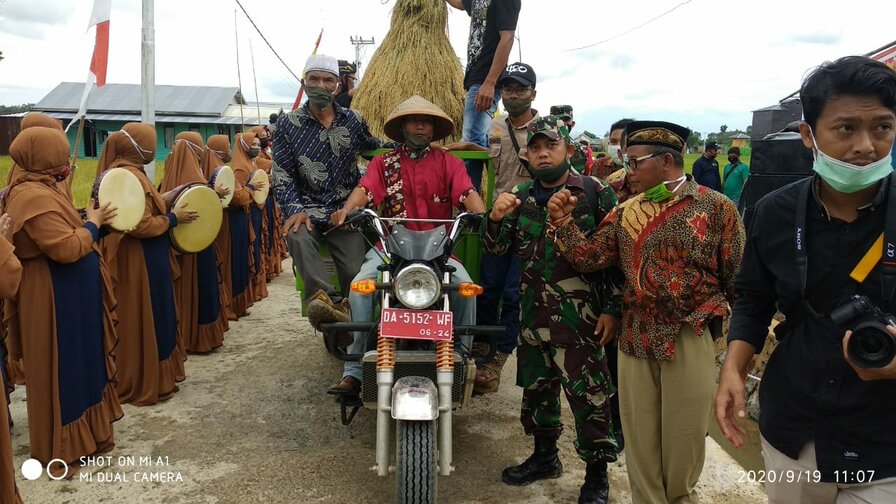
[327,95,487,395]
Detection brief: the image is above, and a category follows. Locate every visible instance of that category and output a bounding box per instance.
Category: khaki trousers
[762,435,896,504]
[618,325,716,504]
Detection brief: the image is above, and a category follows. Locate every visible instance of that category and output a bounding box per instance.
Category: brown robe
[161,132,226,353]
[0,238,23,503]
[201,136,240,322]
[4,127,122,472]
[229,132,261,312]
[96,123,185,406]
[233,132,267,303]
[250,126,288,281]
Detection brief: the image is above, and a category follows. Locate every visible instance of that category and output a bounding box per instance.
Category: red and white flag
[67,0,110,131]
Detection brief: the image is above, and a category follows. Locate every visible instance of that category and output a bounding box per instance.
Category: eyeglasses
[500,86,533,98]
[626,152,663,172]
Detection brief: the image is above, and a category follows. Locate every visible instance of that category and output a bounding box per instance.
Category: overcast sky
[1,0,893,138]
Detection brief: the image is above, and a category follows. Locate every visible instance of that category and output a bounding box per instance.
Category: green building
[6,82,288,160]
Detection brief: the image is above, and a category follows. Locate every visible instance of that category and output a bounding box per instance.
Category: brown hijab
[5,113,65,186]
[201,134,231,180]
[95,123,164,214]
[161,131,206,192]
[231,132,258,180]
[3,127,81,237]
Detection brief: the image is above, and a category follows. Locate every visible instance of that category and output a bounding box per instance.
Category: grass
[0,156,167,209]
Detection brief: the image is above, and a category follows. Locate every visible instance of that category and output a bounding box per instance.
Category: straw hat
[383,95,455,143]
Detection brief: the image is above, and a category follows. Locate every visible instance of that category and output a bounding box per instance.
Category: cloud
[0,0,77,39]
[788,31,843,46]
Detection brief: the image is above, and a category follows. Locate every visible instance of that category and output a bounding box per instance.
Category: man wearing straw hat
[327,95,487,395]
[272,54,386,321]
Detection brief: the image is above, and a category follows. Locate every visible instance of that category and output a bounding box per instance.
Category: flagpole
[291,29,323,111]
[235,9,245,130]
[67,116,85,199]
[142,0,156,183]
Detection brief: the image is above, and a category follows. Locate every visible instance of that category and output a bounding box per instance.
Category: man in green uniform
[482,115,620,504]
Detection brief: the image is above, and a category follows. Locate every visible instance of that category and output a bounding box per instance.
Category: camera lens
[848,322,896,369]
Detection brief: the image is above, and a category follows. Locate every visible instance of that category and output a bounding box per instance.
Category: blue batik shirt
[271,102,384,227]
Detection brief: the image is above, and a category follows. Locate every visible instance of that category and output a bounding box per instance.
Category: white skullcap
[304,54,339,78]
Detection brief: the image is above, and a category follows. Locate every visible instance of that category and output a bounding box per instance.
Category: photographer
[716,55,896,502]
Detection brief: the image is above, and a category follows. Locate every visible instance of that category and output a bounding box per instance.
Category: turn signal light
[458,282,484,297]
[351,279,377,295]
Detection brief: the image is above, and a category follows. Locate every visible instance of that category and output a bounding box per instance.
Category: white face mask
[607,144,622,166]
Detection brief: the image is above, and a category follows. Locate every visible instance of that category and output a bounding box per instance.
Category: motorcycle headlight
[393,264,441,309]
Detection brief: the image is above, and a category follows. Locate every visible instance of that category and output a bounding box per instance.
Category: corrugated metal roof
[35,82,240,116]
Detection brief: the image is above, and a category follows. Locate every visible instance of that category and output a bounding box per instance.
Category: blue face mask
[810,131,894,193]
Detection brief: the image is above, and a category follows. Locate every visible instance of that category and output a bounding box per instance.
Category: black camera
[830,295,896,369]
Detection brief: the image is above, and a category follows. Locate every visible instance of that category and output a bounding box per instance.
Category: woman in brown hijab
[0,116,58,390]
[201,135,239,322]
[96,122,197,406]
[0,212,23,502]
[161,131,228,353]
[249,125,288,281]
[3,127,122,479]
[230,133,267,316]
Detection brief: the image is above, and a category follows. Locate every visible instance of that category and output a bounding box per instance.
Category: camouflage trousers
[517,337,618,463]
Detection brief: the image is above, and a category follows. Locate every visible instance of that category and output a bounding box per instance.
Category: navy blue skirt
[250,205,263,278]
[196,246,221,326]
[229,210,251,297]
[265,196,276,250]
[141,235,177,362]
[48,252,109,426]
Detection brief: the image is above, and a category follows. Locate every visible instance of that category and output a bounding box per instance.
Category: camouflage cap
[527,115,571,145]
[550,105,574,120]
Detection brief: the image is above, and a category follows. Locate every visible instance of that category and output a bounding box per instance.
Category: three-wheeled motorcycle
[320,208,503,504]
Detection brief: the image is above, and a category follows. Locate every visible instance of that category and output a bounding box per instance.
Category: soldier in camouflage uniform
[482,115,621,504]
[551,105,594,175]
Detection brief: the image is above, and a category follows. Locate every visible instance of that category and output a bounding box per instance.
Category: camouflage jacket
[482,171,623,346]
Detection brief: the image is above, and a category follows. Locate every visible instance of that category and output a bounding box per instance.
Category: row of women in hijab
[0,115,285,498]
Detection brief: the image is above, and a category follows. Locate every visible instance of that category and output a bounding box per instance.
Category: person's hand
[475,82,496,113]
[442,141,474,151]
[86,199,118,228]
[594,314,619,346]
[173,203,199,224]
[283,212,312,234]
[842,328,896,381]
[252,178,268,192]
[714,366,749,448]
[547,189,577,224]
[330,207,353,227]
[489,192,520,222]
[216,186,232,199]
[0,213,11,242]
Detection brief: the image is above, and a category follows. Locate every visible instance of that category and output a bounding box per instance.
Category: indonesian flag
[67,0,110,132]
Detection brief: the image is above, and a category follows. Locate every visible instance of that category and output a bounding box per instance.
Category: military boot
[578,462,610,504]
[501,431,563,485]
[473,351,510,394]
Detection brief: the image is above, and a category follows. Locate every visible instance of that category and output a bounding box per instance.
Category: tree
[0,103,34,114]
[720,124,728,134]
[686,129,702,151]
[746,125,753,135]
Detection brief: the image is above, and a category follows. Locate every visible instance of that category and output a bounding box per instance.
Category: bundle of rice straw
[352,0,465,143]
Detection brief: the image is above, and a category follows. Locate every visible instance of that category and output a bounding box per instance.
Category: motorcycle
[320,208,504,504]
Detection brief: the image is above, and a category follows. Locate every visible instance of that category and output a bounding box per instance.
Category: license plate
[380,308,453,341]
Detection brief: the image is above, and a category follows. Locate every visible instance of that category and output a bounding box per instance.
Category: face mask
[120,129,154,164]
[224,153,232,163]
[622,153,630,172]
[404,134,430,152]
[306,86,334,110]
[643,175,686,203]
[526,158,570,184]
[810,131,894,193]
[53,164,72,182]
[728,155,738,163]
[247,147,261,159]
[607,145,622,166]
[503,98,532,117]
[259,138,270,149]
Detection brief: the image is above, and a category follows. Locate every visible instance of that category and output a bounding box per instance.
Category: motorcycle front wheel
[395,419,437,504]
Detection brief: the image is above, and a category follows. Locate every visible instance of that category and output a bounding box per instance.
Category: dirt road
[10,262,765,503]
